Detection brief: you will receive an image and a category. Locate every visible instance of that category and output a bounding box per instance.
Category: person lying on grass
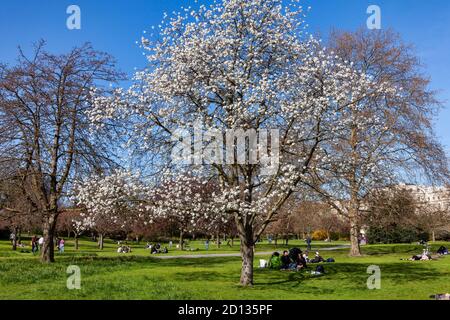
[310,251,325,263]
[402,249,433,261]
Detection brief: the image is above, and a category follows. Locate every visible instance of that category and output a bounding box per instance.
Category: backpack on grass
[315,265,325,274]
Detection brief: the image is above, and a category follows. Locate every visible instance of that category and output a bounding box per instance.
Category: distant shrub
[366,226,428,244]
[312,230,328,241]
[436,231,450,241]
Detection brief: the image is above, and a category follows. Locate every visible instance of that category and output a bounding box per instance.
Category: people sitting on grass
[268,252,282,270]
[437,246,449,255]
[118,245,132,253]
[279,248,309,271]
[149,244,169,254]
[270,246,336,272]
[302,250,310,263]
[295,251,307,270]
[280,250,292,270]
[310,251,325,263]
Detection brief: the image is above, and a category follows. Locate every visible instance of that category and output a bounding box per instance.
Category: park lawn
[0,239,449,300]
[0,237,349,259]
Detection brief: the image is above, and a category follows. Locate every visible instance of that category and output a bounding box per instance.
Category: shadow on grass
[246,259,446,295]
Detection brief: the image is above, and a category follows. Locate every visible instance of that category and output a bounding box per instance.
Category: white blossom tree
[74,170,151,249]
[86,0,400,285]
[151,172,224,250]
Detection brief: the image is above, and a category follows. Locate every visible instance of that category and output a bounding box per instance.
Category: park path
[152,245,350,259]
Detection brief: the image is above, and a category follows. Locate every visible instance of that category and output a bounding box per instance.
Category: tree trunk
[240,233,254,286]
[179,230,184,251]
[41,214,57,263]
[74,234,79,250]
[98,233,104,250]
[216,232,220,249]
[11,226,18,251]
[349,213,361,256]
[349,123,361,257]
[432,231,436,242]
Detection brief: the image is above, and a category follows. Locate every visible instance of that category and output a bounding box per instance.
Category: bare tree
[305,29,449,256]
[0,42,123,262]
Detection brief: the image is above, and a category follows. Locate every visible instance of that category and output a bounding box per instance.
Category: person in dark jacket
[296,252,307,270]
[280,251,291,270]
[305,236,312,251]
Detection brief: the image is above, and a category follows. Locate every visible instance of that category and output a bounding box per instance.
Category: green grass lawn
[0,237,449,300]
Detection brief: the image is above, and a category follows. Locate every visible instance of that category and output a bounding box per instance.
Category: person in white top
[38,237,44,251]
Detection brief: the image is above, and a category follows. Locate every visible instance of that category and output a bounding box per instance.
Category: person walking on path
[306,236,312,251]
[31,235,38,255]
[38,236,44,252]
[59,238,65,253]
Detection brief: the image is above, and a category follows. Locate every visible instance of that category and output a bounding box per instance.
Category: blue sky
[1,0,449,152]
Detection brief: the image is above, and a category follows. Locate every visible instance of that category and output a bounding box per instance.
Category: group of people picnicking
[145,242,169,254]
[266,248,335,274]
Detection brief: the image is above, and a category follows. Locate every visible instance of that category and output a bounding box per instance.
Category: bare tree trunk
[41,214,57,263]
[98,233,104,250]
[240,233,254,286]
[432,231,436,242]
[349,209,361,256]
[74,233,79,250]
[11,226,18,251]
[349,123,361,257]
[216,232,220,249]
[179,230,184,251]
